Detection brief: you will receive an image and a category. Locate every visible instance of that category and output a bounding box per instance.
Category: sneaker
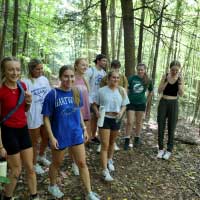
[114,143,120,151]
[163,151,172,160]
[90,137,100,144]
[107,159,115,172]
[48,185,64,199]
[71,162,79,176]
[102,168,114,182]
[134,137,142,147]
[86,191,100,200]
[29,194,40,200]
[34,163,45,175]
[124,138,130,150]
[129,143,133,148]
[157,150,165,159]
[96,144,101,153]
[37,155,51,166]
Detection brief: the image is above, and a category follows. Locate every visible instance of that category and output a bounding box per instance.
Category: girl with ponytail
[124,63,153,150]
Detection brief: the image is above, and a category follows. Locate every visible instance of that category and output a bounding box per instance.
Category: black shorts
[99,117,121,131]
[126,103,146,112]
[1,125,32,155]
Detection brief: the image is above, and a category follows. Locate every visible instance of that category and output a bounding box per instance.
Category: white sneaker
[86,191,100,200]
[108,159,115,171]
[34,163,45,174]
[157,150,165,159]
[102,168,114,182]
[129,143,133,148]
[163,151,172,160]
[96,144,101,153]
[37,155,51,166]
[48,185,64,198]
[114,143,120,151]
[71,162,79,176]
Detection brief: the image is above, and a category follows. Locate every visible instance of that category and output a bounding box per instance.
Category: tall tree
[116,18,123,60]
[110,0,116,60]
[101,0,108,58]
[0,0,9,60]
[137,0,146,63]
[121,0,136,76]
[21,0,32,72]
[12,0,19,56]
[151,0,166,84]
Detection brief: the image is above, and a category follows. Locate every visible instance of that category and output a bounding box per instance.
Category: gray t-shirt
[95,86,129,113]
[85,66,106,103]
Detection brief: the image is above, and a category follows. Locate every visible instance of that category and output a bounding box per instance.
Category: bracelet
[26,102,31,105]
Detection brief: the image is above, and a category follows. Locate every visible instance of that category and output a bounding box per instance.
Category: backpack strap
[0,80,25,125]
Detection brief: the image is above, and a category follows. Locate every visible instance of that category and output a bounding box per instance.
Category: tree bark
[116,18,123,61]
[121,0,136,77]
[151,0,166,85]
[137,0,145,63]
[101,0,108,58]
[110,0,115,60]
[12,0,19,57]
[0,0,9,60]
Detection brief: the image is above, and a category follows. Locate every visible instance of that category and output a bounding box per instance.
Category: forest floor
[11,119,200,200]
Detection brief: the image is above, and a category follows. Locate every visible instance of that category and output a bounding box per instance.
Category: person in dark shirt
[157,60,184,160]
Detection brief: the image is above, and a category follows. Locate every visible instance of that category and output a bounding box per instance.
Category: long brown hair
[0,57,20,84]
[137,63,149,86]
[59,65,81,106]
[74,58,90,91]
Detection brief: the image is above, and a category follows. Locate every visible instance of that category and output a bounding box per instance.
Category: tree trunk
[151,0,166,84]
[12,0,19,57]
[137,0,145,63]
[0,0,9,60]
[101,0,108,58]
[116,18,123,61]
[120,0,136,77]
[21,0,32,73]
[110,0,115,60]
[165,0,182,71]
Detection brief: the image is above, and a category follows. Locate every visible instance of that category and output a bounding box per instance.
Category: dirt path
[12,120,200,200]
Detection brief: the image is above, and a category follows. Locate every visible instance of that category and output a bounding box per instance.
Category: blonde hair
[59,65,81,106]
[0,57,20,84]
[74,58,90,91]
[107,70,125,99]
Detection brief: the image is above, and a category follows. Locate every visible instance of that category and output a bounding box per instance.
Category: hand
[116,111,123,119]
[95,111,100,118]
[25,91,32,104]
[50,137,59,150]
[0,147,7,158]
[83,129,89,143]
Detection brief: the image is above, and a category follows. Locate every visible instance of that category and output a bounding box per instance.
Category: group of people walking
[0,54,184,199]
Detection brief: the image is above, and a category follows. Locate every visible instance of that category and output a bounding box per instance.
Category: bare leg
[21,147,37,195]
[70,144,91,193]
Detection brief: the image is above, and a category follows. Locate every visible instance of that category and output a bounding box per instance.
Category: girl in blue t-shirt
[42,66,100,200]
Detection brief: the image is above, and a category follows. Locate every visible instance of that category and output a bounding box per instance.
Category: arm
[92,103,100,118]
[178,77,184,97]
[43,116,58,149]
[24,91,32,112]
[80,112,88,142]
[0,128,7,157]
[158,75,168,94]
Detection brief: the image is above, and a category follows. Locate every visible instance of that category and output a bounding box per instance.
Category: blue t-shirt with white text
[42,88,84,149]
